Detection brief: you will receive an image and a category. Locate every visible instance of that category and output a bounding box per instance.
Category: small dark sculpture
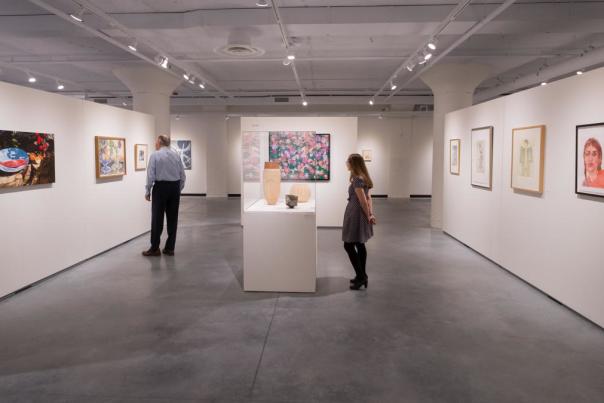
[285,194,298,209]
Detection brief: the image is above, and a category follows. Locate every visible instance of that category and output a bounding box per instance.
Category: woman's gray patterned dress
[342,176,373,243]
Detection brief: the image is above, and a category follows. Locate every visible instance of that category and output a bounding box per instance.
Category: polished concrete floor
[0,197,603,403]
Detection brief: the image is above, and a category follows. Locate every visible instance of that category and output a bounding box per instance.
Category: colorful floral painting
[269,131,330,181]
[95,136,126,178]
[242,132,261,182]
[0,130,55,188]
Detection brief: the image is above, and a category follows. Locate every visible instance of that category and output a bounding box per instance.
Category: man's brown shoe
[162,249,174,256]
[142,248,161,257]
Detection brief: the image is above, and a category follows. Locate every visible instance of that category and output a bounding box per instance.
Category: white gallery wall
[0,81,155,298]
[241,116,358,227]
[443,67,604,327]
[358,116,433,197]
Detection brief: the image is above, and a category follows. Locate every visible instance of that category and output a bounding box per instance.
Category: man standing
[143,135,186,256]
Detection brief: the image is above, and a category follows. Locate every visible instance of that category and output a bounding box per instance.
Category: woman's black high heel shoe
[349,277,368,290]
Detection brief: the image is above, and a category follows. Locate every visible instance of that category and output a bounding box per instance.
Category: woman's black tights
[344,242,367,280]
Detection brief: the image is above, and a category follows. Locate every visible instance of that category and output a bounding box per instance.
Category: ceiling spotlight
[27,75,36,83]
[256,0,270,6]
[157,56,169,69]
[540,82,547,86]
[424,53,433,61]
[122,101,127,106]
[390,81,397,91]
[128,41,137,52]
[369,99,374,105]
[428,42,437,51]
[199,82,205,89]
[57,83,64,90]
[287,54,296,61]
[418,59,427,65]
[406,64,414,72]
[69,7,84,22]
[576,70,583,75]
[282,58,292,66]
[183,73,190,80]
[302,100,308,106]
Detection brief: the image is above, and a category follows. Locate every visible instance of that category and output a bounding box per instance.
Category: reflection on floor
[0,197,603,402]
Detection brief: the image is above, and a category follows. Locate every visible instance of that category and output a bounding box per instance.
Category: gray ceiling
[1,0,604,112]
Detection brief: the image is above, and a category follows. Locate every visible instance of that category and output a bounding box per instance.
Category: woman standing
[342,153,376,290]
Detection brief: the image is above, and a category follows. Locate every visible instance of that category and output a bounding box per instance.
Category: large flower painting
[268,131,330,181]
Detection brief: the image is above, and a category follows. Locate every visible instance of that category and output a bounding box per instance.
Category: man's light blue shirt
[146,146,186,196]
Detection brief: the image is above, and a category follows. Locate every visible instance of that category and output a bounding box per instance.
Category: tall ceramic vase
[263,161,281,205]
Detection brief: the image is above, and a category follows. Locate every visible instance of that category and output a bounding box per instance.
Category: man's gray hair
[158,135,171,147]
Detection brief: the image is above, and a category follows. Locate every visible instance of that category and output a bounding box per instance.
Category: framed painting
[268,131,330,181]
[511,125,545,193]
[0,130,55,188]
[576,123,604,198]
[449,139,460,175]
[95,136,126,179]
[362,149,373,162]
[172,139,192,170]
[134,144,148,171]
[471,126,493,189]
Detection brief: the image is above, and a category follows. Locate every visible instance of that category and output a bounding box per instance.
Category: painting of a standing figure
[0,130,55,188]
[512,125,545,193]
[471,126,493,189]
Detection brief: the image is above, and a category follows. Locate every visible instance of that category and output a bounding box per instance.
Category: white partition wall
[443,68,604,327]
[241,117,358,227]
[0,81,155,298]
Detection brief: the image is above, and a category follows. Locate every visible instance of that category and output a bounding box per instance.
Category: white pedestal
[243,199,317,292]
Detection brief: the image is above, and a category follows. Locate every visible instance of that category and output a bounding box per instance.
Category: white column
[421,63,491,229]
[113,66,182,136]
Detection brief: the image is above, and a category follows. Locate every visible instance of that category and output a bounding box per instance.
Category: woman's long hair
[347,153,374,189]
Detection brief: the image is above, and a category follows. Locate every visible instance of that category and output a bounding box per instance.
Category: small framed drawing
[362,149,373,162]
[471,126,493,189]
[134,144,148,171]
[449,139,460,175]
[511,125,545,193]
[576,123,604,198]
[95,136,126,179]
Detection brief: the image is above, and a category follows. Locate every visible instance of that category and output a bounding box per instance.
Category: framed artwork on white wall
[134,144,148,171]
[511,125,545,193]
[449,139,460,175]
[362,149,372,162]
[471,126,493,189]
[576,123,604,198]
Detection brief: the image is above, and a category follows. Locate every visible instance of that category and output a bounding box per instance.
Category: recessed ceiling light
[302,100,308,106]
[369,99,374,105]
[28,76,36,83]
[287,54,296,61]
[576,71,583,75]
[57,83,64,90]
[541,82,547,86]
[256,0,270,7]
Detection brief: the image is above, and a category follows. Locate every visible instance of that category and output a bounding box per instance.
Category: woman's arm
[354,187,372,220]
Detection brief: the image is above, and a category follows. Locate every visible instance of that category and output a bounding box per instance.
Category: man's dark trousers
[151,180,181,251]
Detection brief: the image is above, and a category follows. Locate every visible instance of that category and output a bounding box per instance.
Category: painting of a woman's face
[584,144,602,174]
